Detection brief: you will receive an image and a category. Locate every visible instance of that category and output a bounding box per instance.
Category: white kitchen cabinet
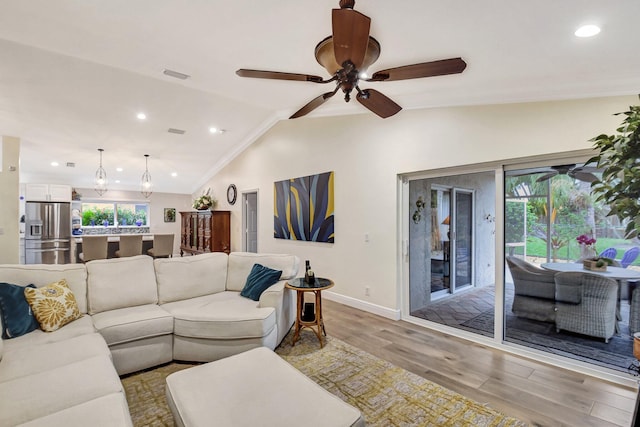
[25,184,72,202]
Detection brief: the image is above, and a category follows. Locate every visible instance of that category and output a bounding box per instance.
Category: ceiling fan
[236,0,467,119]
[535,164,600,183]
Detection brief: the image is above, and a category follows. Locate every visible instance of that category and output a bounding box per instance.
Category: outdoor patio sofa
[0,252,299,426]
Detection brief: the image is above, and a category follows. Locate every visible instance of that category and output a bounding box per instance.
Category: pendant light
[141,154,153,198]
[94,148,108,196]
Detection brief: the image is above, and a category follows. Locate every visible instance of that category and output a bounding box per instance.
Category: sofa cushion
[91,304,174,346]
[226,253,299,292]
[154,252,228,304]
[0,282,39,338]
[0,332,110,383]
[16,393,132,427]
[162,292,276,339]
[0,355,123,426]
[87,255,158,314]
[240,264,282,301]
[0,264,88,313]
[24,279,82,332]
[2,315,95,353]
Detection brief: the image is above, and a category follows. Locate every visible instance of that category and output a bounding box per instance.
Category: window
[81,201,149,226]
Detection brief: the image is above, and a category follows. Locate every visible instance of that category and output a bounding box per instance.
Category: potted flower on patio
[576,234,597,259]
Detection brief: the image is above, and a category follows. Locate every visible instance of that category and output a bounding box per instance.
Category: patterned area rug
[278,331,526,427]
[121,331,527,427]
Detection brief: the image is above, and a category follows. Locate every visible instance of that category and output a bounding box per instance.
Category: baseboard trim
[323,291,401,320]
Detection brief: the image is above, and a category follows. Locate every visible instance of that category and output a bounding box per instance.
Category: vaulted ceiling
[1,1,639,194]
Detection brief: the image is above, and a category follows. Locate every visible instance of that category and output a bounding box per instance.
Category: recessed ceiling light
[51,161,59,167]
[171,172,178,177]
[115,180,121,184]
[116,167,123,172]
[575,24,601,38]
[137,112,147,120]
[209,127,218,134]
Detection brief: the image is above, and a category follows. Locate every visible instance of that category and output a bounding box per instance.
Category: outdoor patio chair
[554,271,618,343]
[621,247,640,268]
[506,256,557,322]
[599,247,617,259]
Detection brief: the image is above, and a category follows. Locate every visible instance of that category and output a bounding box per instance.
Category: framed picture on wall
[164,208,176,223]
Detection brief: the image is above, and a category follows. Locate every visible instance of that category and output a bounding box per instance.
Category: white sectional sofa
[0,252,299,426]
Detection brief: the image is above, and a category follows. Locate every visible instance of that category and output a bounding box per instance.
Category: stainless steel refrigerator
[24,201,71,264]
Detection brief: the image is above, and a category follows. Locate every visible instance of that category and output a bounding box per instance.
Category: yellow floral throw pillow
[24,279,81,332]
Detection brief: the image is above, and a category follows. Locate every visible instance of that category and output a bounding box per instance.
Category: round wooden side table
[285,278,334,348]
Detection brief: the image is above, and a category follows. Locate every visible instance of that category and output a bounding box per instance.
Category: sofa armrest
[258,280,295,345]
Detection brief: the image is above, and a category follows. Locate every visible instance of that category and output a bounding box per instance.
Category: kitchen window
[80,202,149,226]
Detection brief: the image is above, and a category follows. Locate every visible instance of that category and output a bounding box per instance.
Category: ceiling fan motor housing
[314,35,381,75]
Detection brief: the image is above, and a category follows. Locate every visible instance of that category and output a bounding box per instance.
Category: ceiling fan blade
[535,171,558,183]
[332,8,371,69]
[356,89,402,119]
[290,91,337,119]
[236,69,324,83]
[570,170,599,183]
[367,57,467,82]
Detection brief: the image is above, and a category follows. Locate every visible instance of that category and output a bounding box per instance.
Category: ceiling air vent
[66,162,75,168]
[168,128,186,135]
[163,69,190,80]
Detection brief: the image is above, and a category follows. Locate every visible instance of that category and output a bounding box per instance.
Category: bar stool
[147,234,174,258]
[78,235,108,262]
[115,235,143,258]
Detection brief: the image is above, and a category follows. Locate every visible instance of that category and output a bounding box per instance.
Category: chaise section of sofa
[155,252,299,362]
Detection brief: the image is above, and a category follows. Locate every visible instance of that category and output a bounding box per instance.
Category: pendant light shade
[141,154,153,198]
[94,148,108,196]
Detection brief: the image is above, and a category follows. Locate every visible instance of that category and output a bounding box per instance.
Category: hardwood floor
[322,299,638,427]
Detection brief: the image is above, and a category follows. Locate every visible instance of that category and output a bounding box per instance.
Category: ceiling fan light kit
[236,0,466,119]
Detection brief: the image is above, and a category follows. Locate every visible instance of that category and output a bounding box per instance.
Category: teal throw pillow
[240,264,282,301]
[0,282,39,339]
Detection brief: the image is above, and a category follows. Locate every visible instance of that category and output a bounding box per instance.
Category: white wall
[76,187,191,255]
[197,95,636,312]
[0,136,20,263]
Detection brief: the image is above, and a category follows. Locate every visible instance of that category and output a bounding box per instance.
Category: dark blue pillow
[240,264,282,301]
[0,282,39,339]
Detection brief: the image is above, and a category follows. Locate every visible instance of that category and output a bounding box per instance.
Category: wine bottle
[304,260,311,284]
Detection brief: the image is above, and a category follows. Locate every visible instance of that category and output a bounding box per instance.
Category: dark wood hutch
[180,210,230,256]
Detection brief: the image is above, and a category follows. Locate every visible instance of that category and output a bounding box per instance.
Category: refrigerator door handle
[30,248,70,253]
[46,203,53,239]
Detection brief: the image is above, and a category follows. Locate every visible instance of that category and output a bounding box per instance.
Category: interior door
[243,192,258,253]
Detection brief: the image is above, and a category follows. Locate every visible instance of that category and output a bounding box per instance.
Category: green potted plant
[587,99,640,238]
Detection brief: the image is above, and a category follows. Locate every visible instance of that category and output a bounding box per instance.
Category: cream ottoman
[165,347,365,427]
